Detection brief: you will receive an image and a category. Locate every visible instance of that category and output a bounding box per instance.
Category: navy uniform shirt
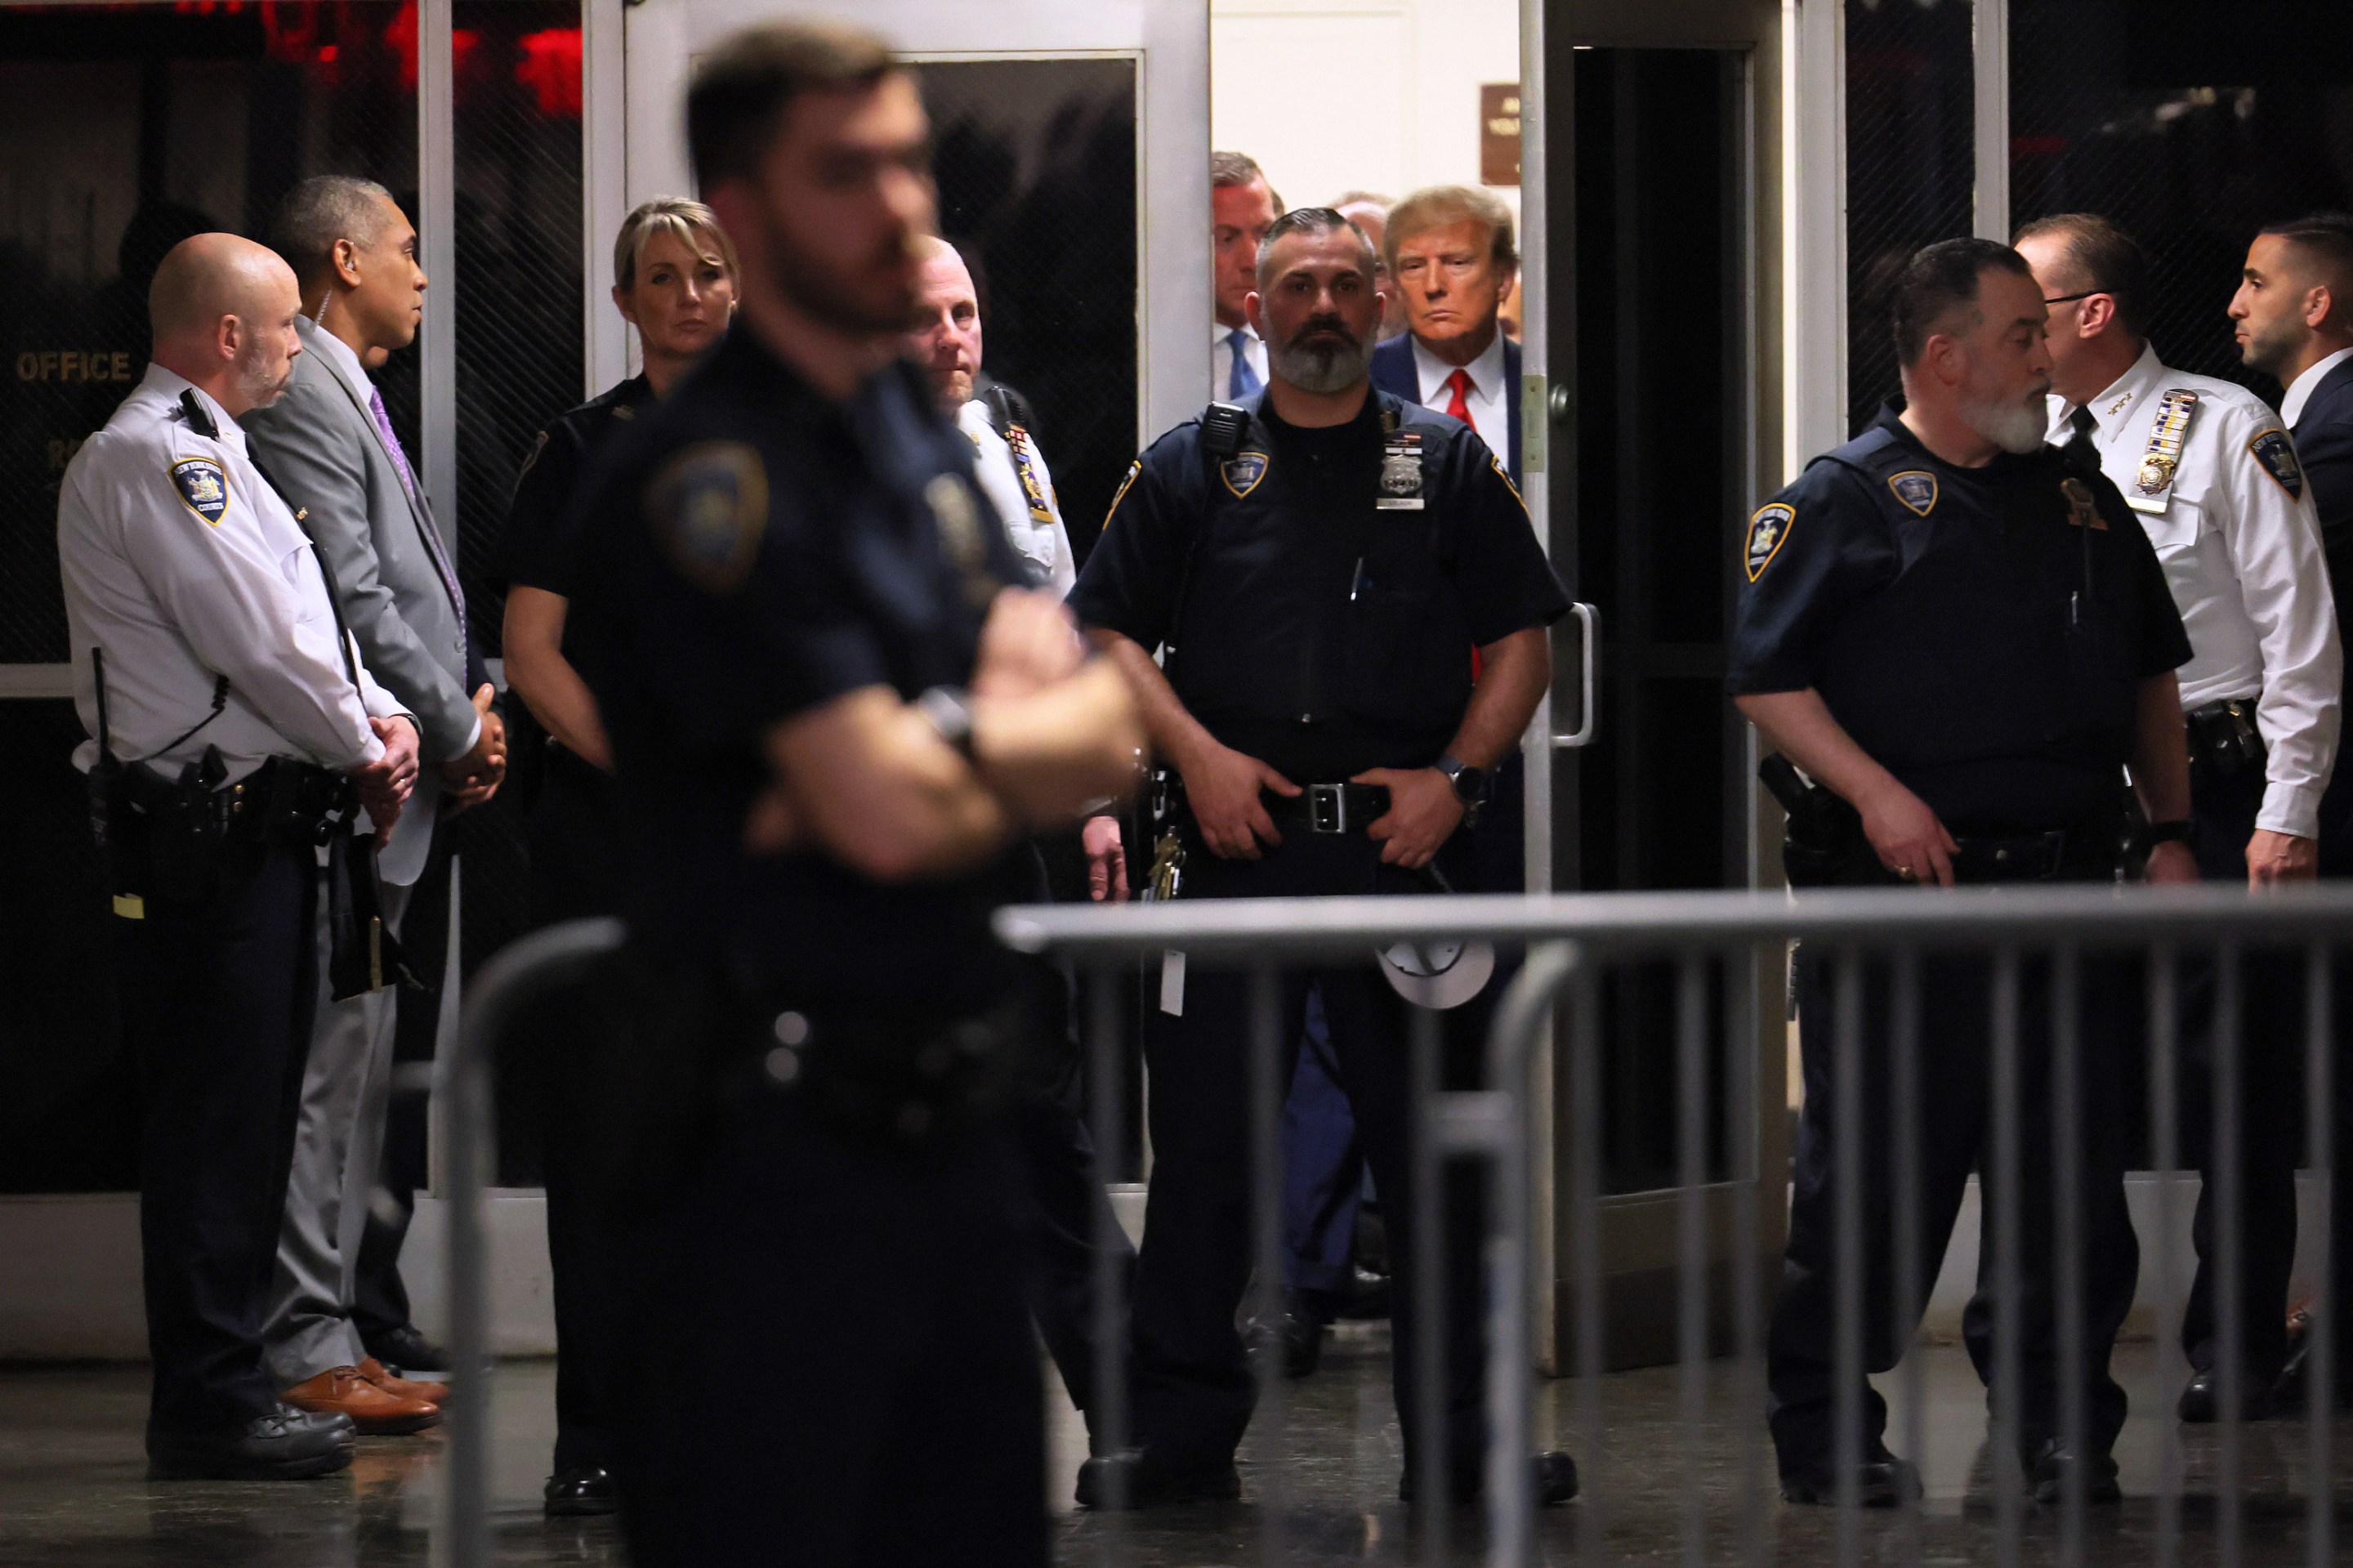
[1069,391,1567,782]
[568,330,1030,1012]
[1729,404,2192,833]
[491,373,655,608]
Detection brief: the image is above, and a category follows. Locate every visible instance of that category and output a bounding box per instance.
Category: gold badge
[646,442,768,594]
[2061,476,2106,530]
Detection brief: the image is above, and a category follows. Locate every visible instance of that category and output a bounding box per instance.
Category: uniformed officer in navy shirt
[1729,237,2200,1508]
[562,25,1141,1566]
[1068,206,1574,1509]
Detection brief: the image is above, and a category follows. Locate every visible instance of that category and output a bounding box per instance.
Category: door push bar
[1552,601,1598,749]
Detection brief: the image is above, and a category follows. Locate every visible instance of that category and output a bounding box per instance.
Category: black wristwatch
[2144,819,2194,848]
[915,686,978,760]
[1436,753,1489,807]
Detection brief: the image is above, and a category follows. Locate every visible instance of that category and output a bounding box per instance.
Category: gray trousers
[263,873,413,1385]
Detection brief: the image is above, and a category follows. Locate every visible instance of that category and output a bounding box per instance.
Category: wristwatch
[914,686,978,760]
[1435,753,1490,808]
[2144,819,2194,848]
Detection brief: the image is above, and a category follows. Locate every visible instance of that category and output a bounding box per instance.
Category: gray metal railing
[442,884,2351,1566]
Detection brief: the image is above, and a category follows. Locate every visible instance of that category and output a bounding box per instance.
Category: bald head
[905,236,983,413]
[148,235,306,418]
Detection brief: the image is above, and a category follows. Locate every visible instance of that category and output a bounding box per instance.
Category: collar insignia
[1744,502,1796,581]
[2250,429,2305,501]
[1221,451,1269,498]
[1887,470,1939,516]
[169,458,230,526]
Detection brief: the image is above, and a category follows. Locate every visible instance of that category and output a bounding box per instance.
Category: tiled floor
[0,1327,2342,1564]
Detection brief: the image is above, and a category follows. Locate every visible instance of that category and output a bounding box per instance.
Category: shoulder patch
[1886,471,1939,516]
[169,458,230,526]
[1221,451,1269,499]
[1489,451,1525,507]
[645,441,768,594]
[514,429,551,485]
[2250,428,2305,501]
[1102,460,1141,531]
[1744,502,1796,582]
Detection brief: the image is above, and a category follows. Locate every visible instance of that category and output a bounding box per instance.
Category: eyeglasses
[2043,290,2100,306]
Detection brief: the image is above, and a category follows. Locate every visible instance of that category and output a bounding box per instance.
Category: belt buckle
[1307,782,1346,834]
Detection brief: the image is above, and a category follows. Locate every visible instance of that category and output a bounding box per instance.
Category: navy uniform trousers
[120,838,320,1433]
[1133,828,1489,1472]
[1770,940,2141,1467]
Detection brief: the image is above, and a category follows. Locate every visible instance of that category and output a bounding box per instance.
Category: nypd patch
[1221,451,1269,498]
[647,442,768,594]
[1744,503,1795,582]
[1887,471,1939,516]
[2250,429,2305,501]
[169,458,230,526]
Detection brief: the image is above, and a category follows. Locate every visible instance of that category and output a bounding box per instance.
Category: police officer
[59,233,419,1479]
[1731,237,2199,1505]
[1068,207,1574,1508]
[564,25,1141,1565]
[2018,212,2342,1423]
[493,194,736,1517]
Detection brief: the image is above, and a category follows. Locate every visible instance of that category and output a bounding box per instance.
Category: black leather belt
[1266,781,1391,835]
[2186,693,2266,780]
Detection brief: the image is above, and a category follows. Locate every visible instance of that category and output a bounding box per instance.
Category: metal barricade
[442,886,2349,1567]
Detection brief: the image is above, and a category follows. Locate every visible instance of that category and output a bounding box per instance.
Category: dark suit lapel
[1502,336,1523,482]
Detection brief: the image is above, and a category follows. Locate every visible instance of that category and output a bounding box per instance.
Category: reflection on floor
[1,1325,2342,1565]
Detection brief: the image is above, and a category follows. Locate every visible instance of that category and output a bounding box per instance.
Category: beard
[1964,379,2052,455]
[2240,314,2301,380]
[236,349,292,409]
[759,205,918,336]
[1269,315,1372,394]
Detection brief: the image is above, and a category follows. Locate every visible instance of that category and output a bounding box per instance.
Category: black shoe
[146,1406,357,1481]
[1777,1444,1922,1508]
[2178,1364,2279,1423]
[543,1463,618,1517]
[2268,1315,2352,1414]
[1337,1266,1392,1321]
[1074,1447,1242,1510]
[362,1324,450,1380]
[2024,1437,2121,1505]
[1248,1295,1325,1379]
[1399,1449,1578,1508]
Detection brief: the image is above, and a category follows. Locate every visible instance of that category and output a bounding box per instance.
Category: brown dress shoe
[358,1357,448,1408]
[283,1367,440,1435]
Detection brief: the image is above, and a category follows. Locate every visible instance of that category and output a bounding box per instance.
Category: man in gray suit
[245,176,505,1430]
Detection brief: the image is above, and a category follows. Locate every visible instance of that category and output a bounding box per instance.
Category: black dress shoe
[2025,1437,2121,1505]
[2268,1316,2352,1414]
[1248,1294,1325,1379]
[363,1324,450,1380]
[543,1464,618,1517]
[1074,1447,1242,1510]
[146,1405,357,1481]
[2178,1365,2279,1423]
[1399,1449,1578,1507]
[1778,1444,1922,1508]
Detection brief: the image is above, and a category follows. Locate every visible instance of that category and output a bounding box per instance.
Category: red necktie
[1443,368,1474,428]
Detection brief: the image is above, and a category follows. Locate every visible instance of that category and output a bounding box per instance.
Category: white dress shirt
[2282,345,2353,429]
[1211,321,1267,402]
[2049,342,2342,838]
[1410,331,1510,453]
[59,364,404,783]
[958,399,1077,600]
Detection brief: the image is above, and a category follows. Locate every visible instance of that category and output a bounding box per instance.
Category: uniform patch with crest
[1221,451,1269,498]
[1887,471,1939,516]
[925,474,1000,606]
[2250,429,2305,500]
[169,458,230,525]
[514,430,551,484]
[2061,476,2106,530]
[1744,503,1796,582]
[646,442,768,594]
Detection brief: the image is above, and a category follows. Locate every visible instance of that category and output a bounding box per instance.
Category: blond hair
[1384,185,1517,272]
[613,197,738,294]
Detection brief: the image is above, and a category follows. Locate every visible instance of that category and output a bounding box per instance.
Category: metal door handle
[1552,601,1598,748]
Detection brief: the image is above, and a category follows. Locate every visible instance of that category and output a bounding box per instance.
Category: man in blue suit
[2233,210,2353,1414]
[1370,185,1524,484]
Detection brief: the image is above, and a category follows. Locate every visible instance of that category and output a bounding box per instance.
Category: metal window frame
[1972,0,2010,243]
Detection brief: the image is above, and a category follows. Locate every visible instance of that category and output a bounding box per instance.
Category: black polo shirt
[1729,404,2191,833]
[1069,390,1566,782]
[567,330,1031,1011]
[491,373,655,605]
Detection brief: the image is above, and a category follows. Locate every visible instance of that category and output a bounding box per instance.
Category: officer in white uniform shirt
[2018,212,2342,1423]
[59,235,417,1483]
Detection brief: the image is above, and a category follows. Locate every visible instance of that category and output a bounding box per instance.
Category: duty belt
[2186,693,2266,780]
[1156,771,1392,836]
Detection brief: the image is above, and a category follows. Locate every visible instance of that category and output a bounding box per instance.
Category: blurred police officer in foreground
[494,195,737,1517]
[60,233,419,1480]
[1732,238,2199,1506]
[565,24,1141,1564]
[1069,207,1574,1508]
[2018,213,2342,1423]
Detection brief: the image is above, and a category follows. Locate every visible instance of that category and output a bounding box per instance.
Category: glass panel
[1844,0,1976,434]
[2011,0,2353,395]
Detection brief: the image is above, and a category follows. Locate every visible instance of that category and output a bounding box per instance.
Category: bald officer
[60,235,419,1480]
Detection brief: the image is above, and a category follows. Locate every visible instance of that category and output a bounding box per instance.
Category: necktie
[1443,368,1475,429]
[1226,328,1261,400]
[2063,405,2102,478]
[367,383,467,650]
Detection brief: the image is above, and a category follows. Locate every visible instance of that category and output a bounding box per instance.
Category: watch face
[1452,766,1488,802]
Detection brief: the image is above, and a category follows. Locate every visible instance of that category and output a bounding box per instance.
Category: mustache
[1288,315,1360,349]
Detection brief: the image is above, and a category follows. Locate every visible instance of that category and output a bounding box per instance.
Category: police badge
[925,473,1001,606]
[1886,471,1939,516]
[1377,432,1425,511]
[1744,502,1795,581]
[2061,476,2106,530]
[648,441,767,594]
[2128,389,2199,513]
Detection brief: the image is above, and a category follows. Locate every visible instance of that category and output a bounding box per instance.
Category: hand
[1180,742,1299,860]
[352,716,419,847]
[437,686,507,812]
[2246,829,2317,887]
[972,587,1084,701]
[1856,777,1958,887]
[1083,813,1128,901]
[1352,766,1465,869]
[743,783,806,855]
[2145,840,2202,886]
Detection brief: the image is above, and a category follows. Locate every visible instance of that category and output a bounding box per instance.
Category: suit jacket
[1369,332,1523,482]
[245,316,476,885]
[2294,355,2353,636]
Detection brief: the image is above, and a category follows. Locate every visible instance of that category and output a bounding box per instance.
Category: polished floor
[0,1326,2344,1565]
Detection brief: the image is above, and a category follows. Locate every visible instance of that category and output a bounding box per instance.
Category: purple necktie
[367,383,466,652]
